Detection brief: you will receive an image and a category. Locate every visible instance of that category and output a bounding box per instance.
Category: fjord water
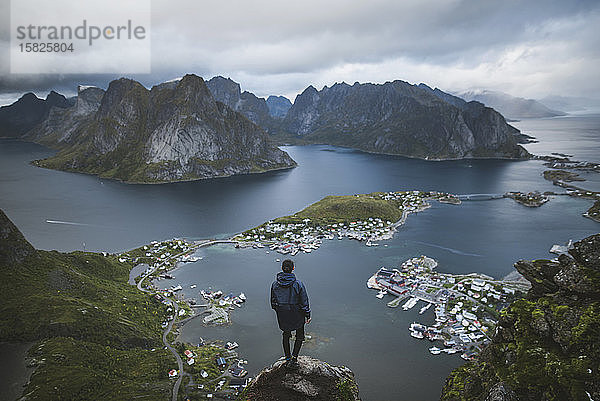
[0,114,599,400]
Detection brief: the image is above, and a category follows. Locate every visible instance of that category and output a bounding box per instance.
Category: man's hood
[276,272,296,287]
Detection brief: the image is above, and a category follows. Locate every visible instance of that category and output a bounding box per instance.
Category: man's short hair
[282,259,294,273]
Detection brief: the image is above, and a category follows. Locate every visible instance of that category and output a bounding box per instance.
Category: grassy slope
[273,193,403,226]
[25,337,173,401]
[0,249,175,399]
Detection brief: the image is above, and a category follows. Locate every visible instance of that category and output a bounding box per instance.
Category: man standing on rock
[270,259,311,366]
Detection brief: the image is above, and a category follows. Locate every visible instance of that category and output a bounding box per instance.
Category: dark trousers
[282,325,305,358]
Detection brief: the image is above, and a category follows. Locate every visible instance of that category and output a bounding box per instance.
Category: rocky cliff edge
[241,356,360,401]
[441,233,600,401]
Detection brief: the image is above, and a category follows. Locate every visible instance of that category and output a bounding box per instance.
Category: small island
[543,169,585,182]
[504,191,550,207]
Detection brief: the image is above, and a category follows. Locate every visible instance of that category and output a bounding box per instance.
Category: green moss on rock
[441,234,600,401]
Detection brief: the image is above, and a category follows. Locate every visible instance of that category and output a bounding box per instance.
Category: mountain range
[279,81,528,159]
[0,91,74,138]
[205,77,529,159]
[1,75,531,183]
[458,90,566,120]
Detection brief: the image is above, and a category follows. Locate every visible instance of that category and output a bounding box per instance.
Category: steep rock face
[73,86,105,116]
[33,74,295,183]
[241,356,360,401]
[282,81,529,160]
[0,209,36,265]
[27,86,105,144]
[206,76,277,132]
[266,95,292,118]
[0,91,73,138]
[441,234,600,401]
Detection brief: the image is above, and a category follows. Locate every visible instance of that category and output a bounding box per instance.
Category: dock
[387,294,409,308]
[367,273,383,290]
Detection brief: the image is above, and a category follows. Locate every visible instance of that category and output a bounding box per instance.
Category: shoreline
[131,238,243,400]
[30,158,297,185]
[0,342,36,401]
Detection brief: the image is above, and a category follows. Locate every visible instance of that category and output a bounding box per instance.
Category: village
[233,191,462,256]
[118,238,254,398]
[367,255,530,361]
[119,238,200,273]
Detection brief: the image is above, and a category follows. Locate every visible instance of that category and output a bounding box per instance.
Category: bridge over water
[457,193,505,201]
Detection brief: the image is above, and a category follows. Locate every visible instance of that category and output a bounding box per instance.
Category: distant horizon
[2,73,600,110]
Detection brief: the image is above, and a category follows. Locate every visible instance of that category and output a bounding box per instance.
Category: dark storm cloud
[0,0,599,103]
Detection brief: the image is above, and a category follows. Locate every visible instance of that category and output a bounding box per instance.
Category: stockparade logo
[10,0,151,74]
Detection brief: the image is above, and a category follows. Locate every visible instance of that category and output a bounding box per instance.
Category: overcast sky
[1,0,599,104]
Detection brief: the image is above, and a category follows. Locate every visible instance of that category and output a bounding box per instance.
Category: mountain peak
[0,209,36,265]
[266,95,292,118]
[179,73,205,85]
[19,92,40,102]
[45,91,71,108]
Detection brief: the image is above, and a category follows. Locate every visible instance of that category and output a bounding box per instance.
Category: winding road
[135,239,237,401]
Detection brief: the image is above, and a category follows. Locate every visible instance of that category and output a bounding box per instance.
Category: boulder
[241,356,360,401]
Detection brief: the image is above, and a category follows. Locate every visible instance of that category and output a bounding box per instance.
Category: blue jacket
[270,272,310,331]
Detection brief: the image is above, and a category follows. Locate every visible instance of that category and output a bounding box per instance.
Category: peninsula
[205,76,531,160]
[233,190,461,254]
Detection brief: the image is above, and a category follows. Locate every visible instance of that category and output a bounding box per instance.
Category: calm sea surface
[0,114,599,400]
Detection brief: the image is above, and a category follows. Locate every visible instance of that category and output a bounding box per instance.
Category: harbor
[367,255,530,360]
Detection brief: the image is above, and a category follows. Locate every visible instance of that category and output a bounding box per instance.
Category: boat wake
[412,240,483,257]
[46,219,92,227]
